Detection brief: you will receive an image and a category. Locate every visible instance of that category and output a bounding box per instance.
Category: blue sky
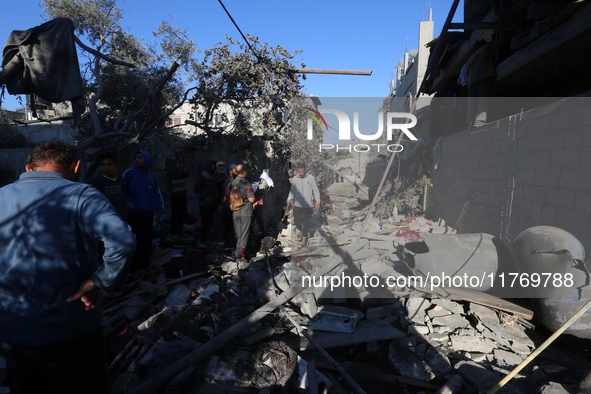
[1,0,460,111]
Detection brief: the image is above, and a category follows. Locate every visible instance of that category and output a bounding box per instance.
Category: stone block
[493,349,524,367]
[450,335,494,353]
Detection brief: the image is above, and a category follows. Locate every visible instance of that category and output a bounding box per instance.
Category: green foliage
[41,0,122,46]
[189,34,303,138]
[39,0,308,178]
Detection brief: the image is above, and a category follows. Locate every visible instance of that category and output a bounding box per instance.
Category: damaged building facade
[409,0,591,260]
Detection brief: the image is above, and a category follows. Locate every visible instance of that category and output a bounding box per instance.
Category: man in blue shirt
[0,141,136,393]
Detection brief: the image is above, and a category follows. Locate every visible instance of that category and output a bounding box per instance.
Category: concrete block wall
[426,97,591,261]
[16,121,75,145]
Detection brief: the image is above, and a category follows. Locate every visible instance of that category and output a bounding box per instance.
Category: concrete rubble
[21,179,588,394]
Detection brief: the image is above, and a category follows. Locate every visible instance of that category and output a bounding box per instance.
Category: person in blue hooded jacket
[123,150,164,271]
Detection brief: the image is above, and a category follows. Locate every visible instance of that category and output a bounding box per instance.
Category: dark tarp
[2,18,84,116]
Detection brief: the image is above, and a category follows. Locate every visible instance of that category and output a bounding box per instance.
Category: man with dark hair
[0,141,136,393]
[165,141,190,242]
[223,164,255,262]
[286,162,320,247]
[87,151,127,221]
[123,150,164,271]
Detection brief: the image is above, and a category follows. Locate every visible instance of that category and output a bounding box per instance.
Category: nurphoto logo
[305,108,419,153]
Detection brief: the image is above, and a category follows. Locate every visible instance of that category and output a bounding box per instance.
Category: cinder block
[536,130,565,150]
[545,187,575,209]
[534,168,561,187]
[560,169,590,190]
[525,151,550,169]
[550,106,584,131]
[579,147,591,169]
[575,190,591,212]
[551,148,581,169]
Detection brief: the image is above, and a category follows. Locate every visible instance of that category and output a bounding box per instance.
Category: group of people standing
[0,140,321,393]
[87,140,272,268]
[0,141,272,393]
[86,149,164,272]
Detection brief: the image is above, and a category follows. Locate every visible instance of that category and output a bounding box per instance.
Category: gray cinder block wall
[426,97,591,262]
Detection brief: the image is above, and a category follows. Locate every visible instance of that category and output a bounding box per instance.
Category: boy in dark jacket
[123,150,164,270]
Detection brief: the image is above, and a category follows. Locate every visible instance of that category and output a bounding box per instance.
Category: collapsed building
[2,1,591,392]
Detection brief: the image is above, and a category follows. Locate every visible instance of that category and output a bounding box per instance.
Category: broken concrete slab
[493,349,524,367]
[406,298,432,323]
[427,305,453,319]
[436,374,465,394]
[536,382,576,394]
[430,313,470,329]
[431,298,466,315]
[296,319,404,351]
[365,304,395,320]
[427,332,450,343]
[408,323,430,336]
[450,335,495,353]
[388,342,435,382]
[455,360,521,394]
[368,240,394,250]
[303,305,363,333]
[426,345,452,373]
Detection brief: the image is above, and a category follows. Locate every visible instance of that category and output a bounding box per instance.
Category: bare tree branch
[74,36,136,68]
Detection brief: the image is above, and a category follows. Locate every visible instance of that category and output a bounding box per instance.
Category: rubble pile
[98,181,591,393]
